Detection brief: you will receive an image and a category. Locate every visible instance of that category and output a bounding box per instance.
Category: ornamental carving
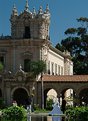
[15,65,26,81]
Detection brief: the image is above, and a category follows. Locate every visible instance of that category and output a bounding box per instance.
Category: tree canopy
[30,60,46,77]
[55,17,88,75]
[26,60,46,79]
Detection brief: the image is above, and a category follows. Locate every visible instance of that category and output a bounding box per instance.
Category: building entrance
[13,88,28,106]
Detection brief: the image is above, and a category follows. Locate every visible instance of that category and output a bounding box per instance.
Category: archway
[47,89,57,100]
[64,89,73,106]
[79,88,88,106]
[60,88,75,113]
[44,88,58,109]
[60,88,76,113]
[13,88,28,106]
[60,88,77,106]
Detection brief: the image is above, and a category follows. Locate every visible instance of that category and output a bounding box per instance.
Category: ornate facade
[0,0,73,106]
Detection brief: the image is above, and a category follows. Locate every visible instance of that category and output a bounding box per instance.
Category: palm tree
[26,60,46,109]
[27,60,46,79]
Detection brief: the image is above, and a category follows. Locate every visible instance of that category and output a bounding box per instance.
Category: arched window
[24,59,31,72]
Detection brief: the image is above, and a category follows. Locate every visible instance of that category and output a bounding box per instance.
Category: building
[0,0,73,106]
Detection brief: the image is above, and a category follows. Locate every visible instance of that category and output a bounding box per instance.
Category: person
[26,96,32,113]
[61,99,66,113]
[12,100,17,106]
[49,98,63,115]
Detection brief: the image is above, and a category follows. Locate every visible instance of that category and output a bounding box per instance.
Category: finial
[46,4,49,13]
[18,64,25,73]
[25,0,29,12]
[12,4,18,16]
[20,64,22,71]
[38,6,43,14]
[33,7,36,15]
[13,4,16,9]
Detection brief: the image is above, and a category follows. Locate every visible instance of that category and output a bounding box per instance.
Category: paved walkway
[27,112,49,116]
[27,112,65,116]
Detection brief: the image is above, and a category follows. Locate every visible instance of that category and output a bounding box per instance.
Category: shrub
[34,104,40,110]
[2,106,24,121]
[46,99,53,110]
[0,98,5,109]
[65,106,88,121]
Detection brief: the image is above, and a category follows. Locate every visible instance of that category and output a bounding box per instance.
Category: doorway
[13,88,28,106]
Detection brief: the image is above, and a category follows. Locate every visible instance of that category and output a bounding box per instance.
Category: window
[24,59,31,72]
[24,26,31,38]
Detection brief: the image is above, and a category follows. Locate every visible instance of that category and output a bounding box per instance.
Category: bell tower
[10,1,50,40]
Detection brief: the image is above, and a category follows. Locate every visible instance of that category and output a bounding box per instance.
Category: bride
[49,98,63,115]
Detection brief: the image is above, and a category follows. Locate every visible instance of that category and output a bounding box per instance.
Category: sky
[0,0,88,46]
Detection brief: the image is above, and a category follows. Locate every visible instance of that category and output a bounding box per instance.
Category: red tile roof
[40,75,88,82]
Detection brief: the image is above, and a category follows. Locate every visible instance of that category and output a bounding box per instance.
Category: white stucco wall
[64,58,73,75]
[69,61,73,75]
[48,49,64,75]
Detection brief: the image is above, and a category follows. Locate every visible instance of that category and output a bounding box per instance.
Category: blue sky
[0,0,88,46]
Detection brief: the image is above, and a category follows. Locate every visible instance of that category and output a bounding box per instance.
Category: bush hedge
[0,98,5,109]
[65,106,88,121]
[2,106,24,121]
[46,99,53,110]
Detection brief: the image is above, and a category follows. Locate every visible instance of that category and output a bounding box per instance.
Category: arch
[62,88,76,105]
[44,83,77,97]
[43,82,88,108]
[11,86,29,106]
[79,88,88,106]
[44,87,58,108]
[47,89,57,99]
[77,85,88,95]
[44,84,59,94]
[59,84,76,94]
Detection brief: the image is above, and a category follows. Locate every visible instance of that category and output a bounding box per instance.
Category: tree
[56,17,88,74]
[55,43,65,52]
[27,60,46,78]
[30,60,46,77]
[26,60,46,109]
